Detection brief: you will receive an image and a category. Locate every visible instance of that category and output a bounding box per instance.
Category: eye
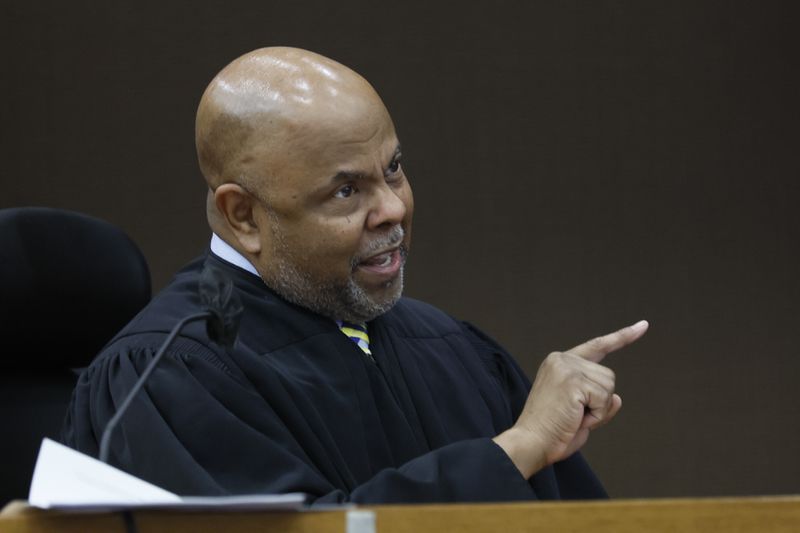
[334,184,357,199]
[387,158,402,174]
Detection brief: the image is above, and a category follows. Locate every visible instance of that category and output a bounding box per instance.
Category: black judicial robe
[62,254,607,503]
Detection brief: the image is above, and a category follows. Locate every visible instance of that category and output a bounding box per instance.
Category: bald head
[196,47,389,192]
[195,47,413,322]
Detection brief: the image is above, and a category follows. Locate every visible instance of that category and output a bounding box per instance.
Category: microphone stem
[98,311,212,464]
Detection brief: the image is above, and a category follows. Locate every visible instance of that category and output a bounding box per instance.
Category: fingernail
[631,320,649,332]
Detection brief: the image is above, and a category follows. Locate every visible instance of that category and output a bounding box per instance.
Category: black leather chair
[0,207,151,505]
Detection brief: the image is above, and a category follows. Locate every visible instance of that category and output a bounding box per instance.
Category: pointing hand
[493,320,649,479]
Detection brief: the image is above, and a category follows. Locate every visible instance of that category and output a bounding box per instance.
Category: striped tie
[338,321,373,359]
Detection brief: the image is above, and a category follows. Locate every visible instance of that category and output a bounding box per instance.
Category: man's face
[248,103,414,323]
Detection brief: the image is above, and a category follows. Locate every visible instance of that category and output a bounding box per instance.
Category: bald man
[63,48,647,503]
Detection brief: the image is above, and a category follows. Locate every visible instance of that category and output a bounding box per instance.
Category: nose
[366,184,407,230]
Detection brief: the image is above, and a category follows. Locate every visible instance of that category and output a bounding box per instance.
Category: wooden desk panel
[2,496,799,532]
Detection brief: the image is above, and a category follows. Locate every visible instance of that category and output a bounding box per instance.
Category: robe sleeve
[62,335,538,503]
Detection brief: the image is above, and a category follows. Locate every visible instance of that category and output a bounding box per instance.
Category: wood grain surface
[2,496,799,533]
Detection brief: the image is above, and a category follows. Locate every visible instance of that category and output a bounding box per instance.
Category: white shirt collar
[210,233,260,277]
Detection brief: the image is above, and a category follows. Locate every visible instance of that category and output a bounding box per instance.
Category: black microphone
[98,263,243,464]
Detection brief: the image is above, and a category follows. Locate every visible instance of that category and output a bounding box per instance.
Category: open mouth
[357,247,403,276]
[361,250,395,267]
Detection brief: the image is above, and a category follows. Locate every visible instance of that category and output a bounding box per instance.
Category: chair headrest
[0,207,151,371]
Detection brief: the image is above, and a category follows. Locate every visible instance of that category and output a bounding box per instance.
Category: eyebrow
[327,144,402,185]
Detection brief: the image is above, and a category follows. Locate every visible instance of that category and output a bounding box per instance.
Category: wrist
[492,426,548,480]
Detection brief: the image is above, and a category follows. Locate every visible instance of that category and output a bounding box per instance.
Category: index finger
[567,320,649,363]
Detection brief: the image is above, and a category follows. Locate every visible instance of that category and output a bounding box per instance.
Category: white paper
[28,438,306,512]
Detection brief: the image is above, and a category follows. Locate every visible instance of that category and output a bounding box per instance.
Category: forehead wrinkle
[325,140,403,184]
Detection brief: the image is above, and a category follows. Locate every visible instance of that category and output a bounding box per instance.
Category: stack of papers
[28,438,306,512]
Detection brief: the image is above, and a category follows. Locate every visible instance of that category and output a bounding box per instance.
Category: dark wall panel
[2,0,798,498]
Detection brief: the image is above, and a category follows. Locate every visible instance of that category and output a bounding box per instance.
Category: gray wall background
[2,1,798,498]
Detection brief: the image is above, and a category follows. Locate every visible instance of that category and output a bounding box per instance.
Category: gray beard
[265,226,406,323]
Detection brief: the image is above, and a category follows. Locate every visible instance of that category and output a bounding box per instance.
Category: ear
[214,183,263,254]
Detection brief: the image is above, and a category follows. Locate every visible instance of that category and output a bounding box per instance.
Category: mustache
[352,225,405,265]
